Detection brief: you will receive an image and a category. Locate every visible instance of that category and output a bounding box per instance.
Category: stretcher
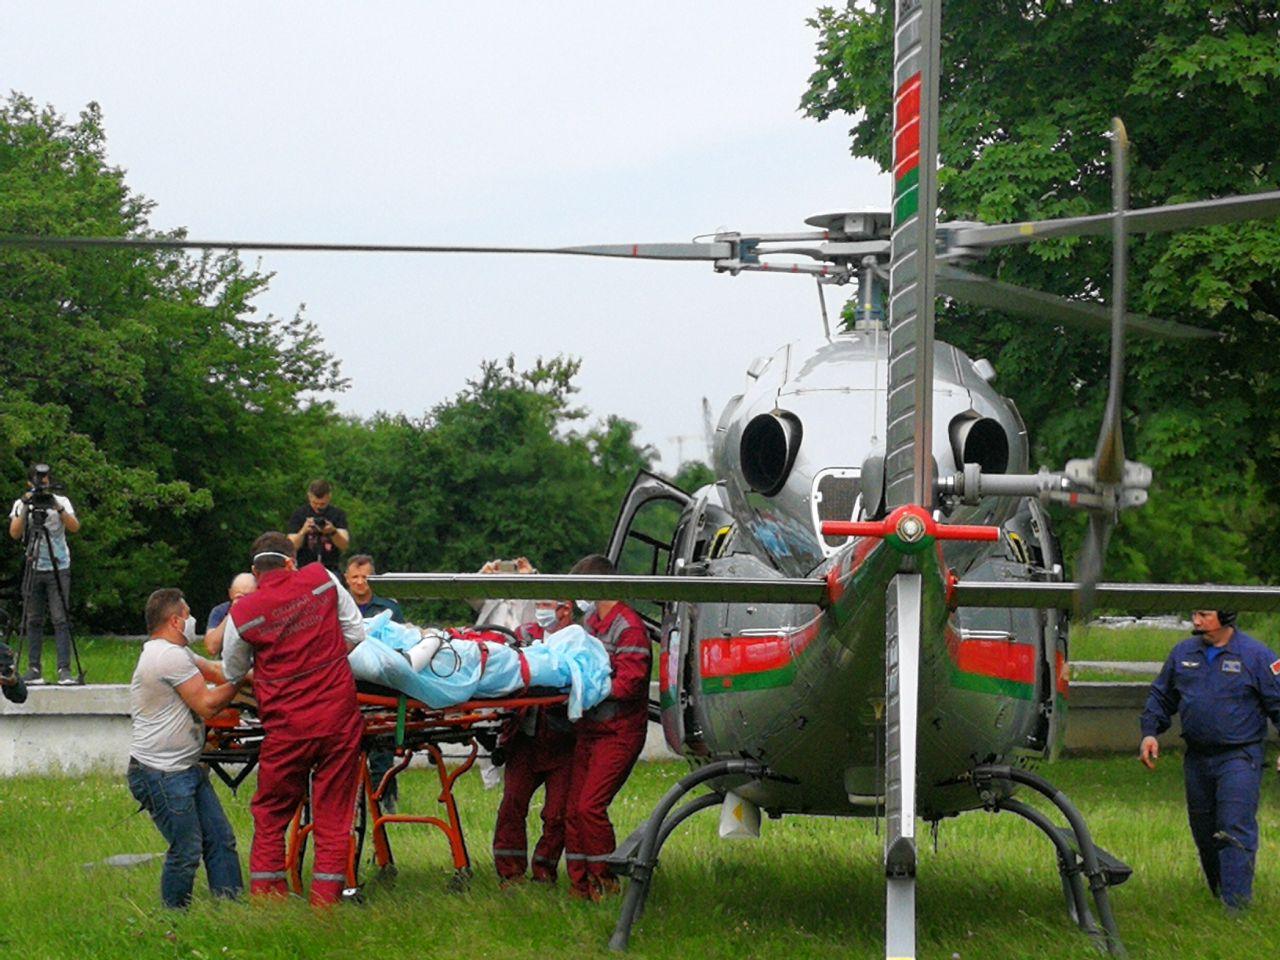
[202,681,569,895]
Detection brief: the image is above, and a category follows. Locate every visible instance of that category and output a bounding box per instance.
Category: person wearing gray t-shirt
[127,588,244,908]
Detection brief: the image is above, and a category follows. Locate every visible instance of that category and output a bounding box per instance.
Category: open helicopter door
[606,470,694,748]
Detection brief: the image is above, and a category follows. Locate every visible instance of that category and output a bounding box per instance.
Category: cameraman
[286,479,349,574]
[8,463,79,685]
[0,640,27,704]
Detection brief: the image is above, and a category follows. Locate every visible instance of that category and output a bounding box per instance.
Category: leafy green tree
[803,2,1280,584]
[326,356,657,622]
[0,94,342,629]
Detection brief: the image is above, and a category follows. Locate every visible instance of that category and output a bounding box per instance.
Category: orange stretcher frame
[204,687,568,896]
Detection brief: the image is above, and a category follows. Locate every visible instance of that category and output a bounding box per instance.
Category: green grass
[16,634,145,685]
[1,756,1278,959]
[1070,626,1183,663]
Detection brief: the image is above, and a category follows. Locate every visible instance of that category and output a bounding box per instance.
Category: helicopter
[7,3,1280,957]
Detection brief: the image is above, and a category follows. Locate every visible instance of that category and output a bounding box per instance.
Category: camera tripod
[13,501,84,684]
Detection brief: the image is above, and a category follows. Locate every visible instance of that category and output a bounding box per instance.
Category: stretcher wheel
[447,867,472,894]
[375,863,398,885]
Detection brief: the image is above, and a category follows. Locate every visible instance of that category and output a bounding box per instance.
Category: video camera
[24,463,62,512]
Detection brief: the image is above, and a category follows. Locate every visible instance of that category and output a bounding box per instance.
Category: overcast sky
[5,2,888,471]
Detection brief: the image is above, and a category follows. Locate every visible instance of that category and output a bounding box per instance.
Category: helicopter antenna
[816,279,832,339]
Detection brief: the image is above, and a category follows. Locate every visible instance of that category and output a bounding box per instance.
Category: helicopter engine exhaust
[740,411,803,497]
[949,414,1009,475]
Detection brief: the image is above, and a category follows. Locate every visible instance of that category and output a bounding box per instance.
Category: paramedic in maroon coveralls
[563,554,652,900]
[221,531,366,906]
[492,598,577,886]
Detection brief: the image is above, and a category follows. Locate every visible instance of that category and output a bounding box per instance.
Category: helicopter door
[1024,498,1069,759]
[607,470,693,750]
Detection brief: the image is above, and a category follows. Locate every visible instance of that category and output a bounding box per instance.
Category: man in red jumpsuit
[221,531,366,906]
[492,598,577,886]
[563,554,652,900]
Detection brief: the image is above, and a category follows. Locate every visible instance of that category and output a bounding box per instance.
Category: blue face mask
[534,608,557,629]
[576,600,596,617]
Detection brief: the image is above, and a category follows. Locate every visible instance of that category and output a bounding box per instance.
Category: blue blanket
[347,613,612,719]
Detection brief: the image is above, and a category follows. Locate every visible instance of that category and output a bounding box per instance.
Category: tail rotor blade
[1074,513,1113,618]
[1073,119,1130,617]
[1095,118,1130,487]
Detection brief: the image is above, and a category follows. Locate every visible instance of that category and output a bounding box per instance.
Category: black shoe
[21,668,44,686]
[57,668,77,686]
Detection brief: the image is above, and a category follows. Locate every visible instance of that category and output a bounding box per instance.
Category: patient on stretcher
[347,610,612,718]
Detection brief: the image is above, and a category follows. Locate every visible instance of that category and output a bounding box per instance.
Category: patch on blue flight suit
[1180,660,1200,668]
[1222,659,1242,673]
[1271,658,1280,675]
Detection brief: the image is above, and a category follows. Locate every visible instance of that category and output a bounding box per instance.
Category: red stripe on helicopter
[892,72,922,182]
[700,615,824,682]
[945,628,1069,695]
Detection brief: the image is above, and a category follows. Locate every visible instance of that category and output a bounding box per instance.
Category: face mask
[182,615,197,644]
[576,600,596,617]
[534,608,557,629]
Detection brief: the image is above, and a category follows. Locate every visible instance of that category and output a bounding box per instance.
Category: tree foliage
[0,94,342,629]
[803,1,1280,583]
[0,93,697,633]
[325,355,657,622]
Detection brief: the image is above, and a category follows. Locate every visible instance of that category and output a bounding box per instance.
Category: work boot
[568,881,601,902]
[21,667,44,686]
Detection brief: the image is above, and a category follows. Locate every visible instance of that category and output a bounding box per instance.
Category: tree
[326,356,657,622]
[0,94,343,628]
[802,2,1280,583]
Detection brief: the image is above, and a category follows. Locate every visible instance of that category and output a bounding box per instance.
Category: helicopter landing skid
[969,764,1130,958]
[607,759,768,952]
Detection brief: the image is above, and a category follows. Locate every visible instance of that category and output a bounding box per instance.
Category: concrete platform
[0,682,675,777]
[5,680,1269,777]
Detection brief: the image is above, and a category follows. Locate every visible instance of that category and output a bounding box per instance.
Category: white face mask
[534,608,557,629]
[575,600,596,617]
[182,615,197,644]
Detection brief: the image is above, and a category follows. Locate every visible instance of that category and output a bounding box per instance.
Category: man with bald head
[203,573,257,657]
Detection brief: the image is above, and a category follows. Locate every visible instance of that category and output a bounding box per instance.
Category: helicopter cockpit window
[615,496,683,622]
[812,468,862,551]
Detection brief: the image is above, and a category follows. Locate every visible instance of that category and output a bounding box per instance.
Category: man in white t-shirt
[127,588,244,908]
[8,463,79,685]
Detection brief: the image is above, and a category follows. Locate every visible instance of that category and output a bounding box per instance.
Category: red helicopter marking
[944,625,1069,696]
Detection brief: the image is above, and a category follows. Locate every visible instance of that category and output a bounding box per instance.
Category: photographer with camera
[286,479,349,574]
[0,640,28,704]
[8,463,80,686]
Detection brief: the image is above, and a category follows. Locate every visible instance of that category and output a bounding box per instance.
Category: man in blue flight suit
[1140,610,1280,909]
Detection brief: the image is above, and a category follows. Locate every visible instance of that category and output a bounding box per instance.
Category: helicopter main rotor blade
[935,264,1218,340]
[951,580,1280,614]
[949,188,1280,250]
[0,234,734,261]
[369,572,828,606]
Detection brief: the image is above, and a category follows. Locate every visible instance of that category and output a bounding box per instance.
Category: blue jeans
[127,760,243,908]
